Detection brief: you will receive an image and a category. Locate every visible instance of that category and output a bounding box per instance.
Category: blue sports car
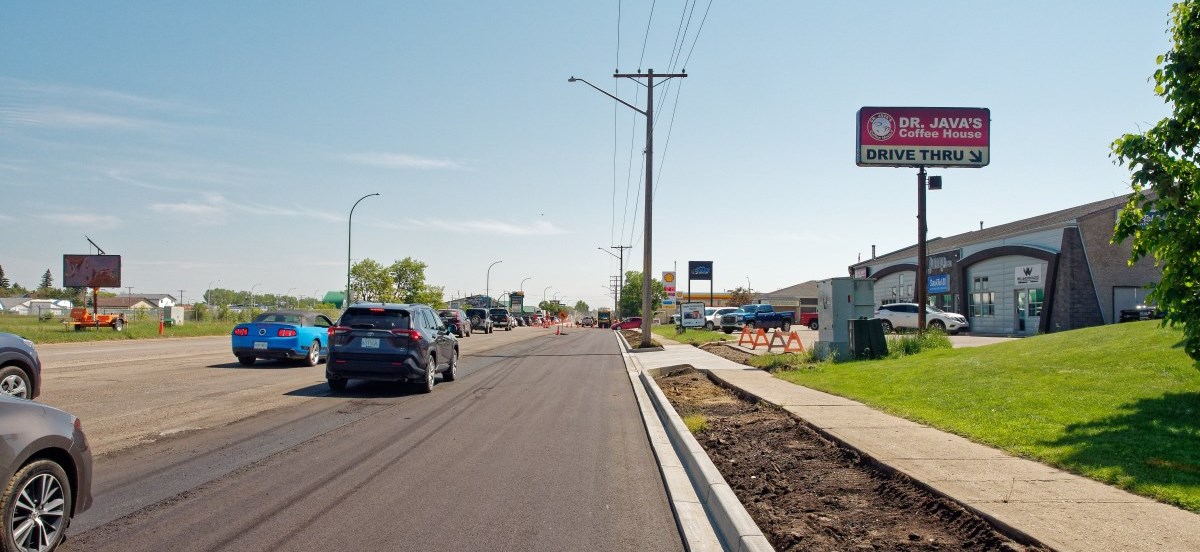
[231,310,333,366]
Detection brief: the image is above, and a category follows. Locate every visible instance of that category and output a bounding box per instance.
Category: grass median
[774,320,1200,512]
[0,315,235,344]
[651,324,736,345]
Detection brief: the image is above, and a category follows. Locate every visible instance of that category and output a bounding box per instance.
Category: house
[96,297,157,310]
[138,294,177,308]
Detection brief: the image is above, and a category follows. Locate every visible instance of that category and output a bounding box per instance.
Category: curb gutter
[617,332,773,552]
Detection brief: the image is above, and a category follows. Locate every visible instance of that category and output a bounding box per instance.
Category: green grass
[651,324,735,345]
[682,413,709,433]
[774,321,1200,511]
[0,314,235,344]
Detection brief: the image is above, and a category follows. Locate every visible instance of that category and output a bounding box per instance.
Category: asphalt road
[42,327,683,551]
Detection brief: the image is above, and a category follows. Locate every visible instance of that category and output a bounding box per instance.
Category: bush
[750,350,821,371]
[887,330,952,358]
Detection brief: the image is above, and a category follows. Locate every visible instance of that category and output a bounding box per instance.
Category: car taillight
[233,327,249,336]
[390,329,420,341]
[277,328,297,337]
[328,326,351,336]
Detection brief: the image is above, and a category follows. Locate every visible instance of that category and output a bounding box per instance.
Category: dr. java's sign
[856,107,990,168]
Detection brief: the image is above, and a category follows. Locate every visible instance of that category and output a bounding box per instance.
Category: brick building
[848,194,1160,336]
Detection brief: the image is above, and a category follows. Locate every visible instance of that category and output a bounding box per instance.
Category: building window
[970,277,995,316]
[1028,288,1045,316]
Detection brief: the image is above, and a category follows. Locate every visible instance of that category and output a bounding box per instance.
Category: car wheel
[443,349,458,382]
[237,355,256,366]
[704,321,714,331]
[780,320,792,332]
[113,318,124,331]
[0,367,30,400]
[419,353,435,394]
[746,321,755,330]
[723,328,733,334]
[327,377,346,392]
[304,340,321,367]
[880,320,894,333]
[808,320,819,331]
[929,319,946,332]
[3,459,72,552]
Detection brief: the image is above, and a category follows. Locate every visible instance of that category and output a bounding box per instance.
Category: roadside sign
[928,274,950,294]
[688,261,713,281]
[662,271,677,305]
[856,107,990,168]
[680,302,706,328]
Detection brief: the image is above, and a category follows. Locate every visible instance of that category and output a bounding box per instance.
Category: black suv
[326,303,459,393]
[465,308,494,334]
[0,332,40,399]
[489,308,514,331]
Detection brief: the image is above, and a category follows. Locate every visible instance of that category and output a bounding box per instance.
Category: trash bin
[848,317,888,359]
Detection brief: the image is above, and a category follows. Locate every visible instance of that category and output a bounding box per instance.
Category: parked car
[612,317,643,330]
[1119,304,1163,322]
[231,310,333,367]
[438,308,472,337]
[523,315,533,326]
[580,316,595,327]
[706,307,739,331]
[325,303,458,393]
[720,304,795,333]
[489,308,515,331]
[1,394,93,551]
[465,308,494,334]
[873,303,969,334]
[0,333,40,400]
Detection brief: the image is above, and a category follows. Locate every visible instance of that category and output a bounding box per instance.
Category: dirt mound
[657,370,1046,552]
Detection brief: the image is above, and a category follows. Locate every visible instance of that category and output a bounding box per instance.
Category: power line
[637,0,657,70]
[682,0,715,70]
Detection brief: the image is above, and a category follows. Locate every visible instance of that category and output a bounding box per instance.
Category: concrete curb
[617,332,773,552]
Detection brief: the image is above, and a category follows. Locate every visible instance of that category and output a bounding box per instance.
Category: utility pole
[178,289,185,307]
[917,166,928,331]
[611,245,631,312]
[570,68,687,348]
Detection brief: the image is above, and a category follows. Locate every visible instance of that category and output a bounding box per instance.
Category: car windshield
[704,308,716,315]
[926,305,946,313]
[339,308,412,330]
[438,310,457,318]
[254,313,302,324]
[489,309,508,315]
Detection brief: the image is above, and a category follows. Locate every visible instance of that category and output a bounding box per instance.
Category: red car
[611,317,642,330]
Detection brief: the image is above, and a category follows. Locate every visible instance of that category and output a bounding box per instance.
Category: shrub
[887,330,952,358]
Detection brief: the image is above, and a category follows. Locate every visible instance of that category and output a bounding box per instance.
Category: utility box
[164,306,186,326]
[814,277,875,360]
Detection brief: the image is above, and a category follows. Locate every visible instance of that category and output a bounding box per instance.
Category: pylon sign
[856,107,990,168]
[662,271,677,305]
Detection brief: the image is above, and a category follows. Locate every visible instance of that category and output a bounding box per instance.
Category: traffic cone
[555,325,561,335]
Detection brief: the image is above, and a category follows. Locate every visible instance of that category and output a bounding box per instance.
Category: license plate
[361,338,380,349]
[254,342,268,350]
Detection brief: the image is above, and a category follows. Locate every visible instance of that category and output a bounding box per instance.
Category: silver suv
[873,303,968,334]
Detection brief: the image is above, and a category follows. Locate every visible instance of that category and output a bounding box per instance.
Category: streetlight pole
[543,286,553,306]
[485,260,503,309]
[205,280,220,305]
[598,246,630,316]
[285,287,296,309]
[250,283,262,311]
[520,277,531,293]
[347,193,380,308]
[571,69,686,348]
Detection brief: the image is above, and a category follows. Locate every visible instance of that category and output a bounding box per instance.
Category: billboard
[63,255,121,288]
[856,107,990,168]
[510,291,524,311]
[688,261,713,281]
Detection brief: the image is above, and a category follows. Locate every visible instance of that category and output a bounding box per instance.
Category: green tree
[573,300,590,315]
[727,286,753,307]
[0,265,9,291]
[388,257,444,306]
[1111,1,1200,361]
[350,259,396,302]
[618,271,665,318]
[38,269,53,295]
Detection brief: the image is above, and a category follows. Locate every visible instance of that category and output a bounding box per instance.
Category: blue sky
[0,1,1176,308]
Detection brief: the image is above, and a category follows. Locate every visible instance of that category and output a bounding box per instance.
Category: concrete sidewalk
[627,341,1200,552]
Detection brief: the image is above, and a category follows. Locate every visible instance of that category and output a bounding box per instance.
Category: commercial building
[848,194,1160,336]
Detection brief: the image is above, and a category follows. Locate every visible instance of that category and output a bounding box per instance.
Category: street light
[205,280,220,305]
[347,193,380,308]
[597,247,625,315]
[543,286,553,305]
[746,277,751,293]
[485,260,503,308]
[285,287,296,309]
[250,283,262,310]
[520,276,531,292]
[571,69,686,347]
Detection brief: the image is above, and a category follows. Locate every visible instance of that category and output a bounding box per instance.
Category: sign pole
[917,166,928,331]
